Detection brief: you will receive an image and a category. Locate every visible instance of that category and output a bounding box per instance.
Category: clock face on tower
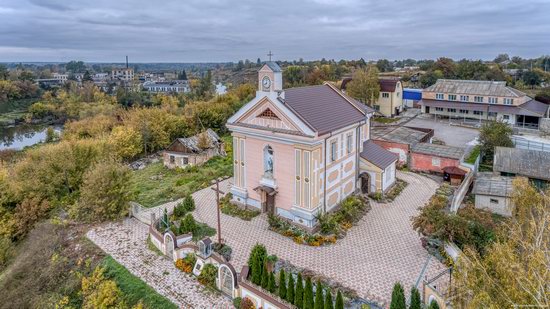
[262,76,271,90]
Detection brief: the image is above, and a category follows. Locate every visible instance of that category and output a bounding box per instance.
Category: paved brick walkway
[88,171,446,307]
[87,221,233,308]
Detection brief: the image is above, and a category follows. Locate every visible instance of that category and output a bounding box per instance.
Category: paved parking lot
[407,115,479,148]
[89,171,446,307]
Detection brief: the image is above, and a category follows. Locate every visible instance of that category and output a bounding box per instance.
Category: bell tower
[258,52,282,93]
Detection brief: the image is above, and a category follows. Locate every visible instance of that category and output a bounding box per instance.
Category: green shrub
[287,273,295,304]
[304,277,314,309]
[324,288,334,309]
[278,270,287,299]
[295,273,304,308]
[315,280,324,309]
[247,243,267,285]
[182,194,196,212]
[213,242,233,261]
[197,263,217,288]
[173,202,187,219]
[178,214,196,235]
[268,272,276,293]
[335,290,344,309]
[0,236,14,270]
[390,282,406,309]
[261,261,269,289]
[233,297,242,309]
[410,286,421,309]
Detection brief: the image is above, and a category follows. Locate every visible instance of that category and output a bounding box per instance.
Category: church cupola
[258,60,282,93]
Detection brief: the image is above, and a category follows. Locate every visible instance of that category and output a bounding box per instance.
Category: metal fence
[512,136,550,153]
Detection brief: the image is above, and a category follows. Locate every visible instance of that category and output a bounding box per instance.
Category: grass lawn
[465,145,480,164]
[129,137,233,207]
[372,117,400,124]
[102,256,177,309]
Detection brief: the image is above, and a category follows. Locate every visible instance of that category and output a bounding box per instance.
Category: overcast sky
[0,0,549,63]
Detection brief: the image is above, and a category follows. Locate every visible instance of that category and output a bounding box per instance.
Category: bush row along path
[88,171,446,307]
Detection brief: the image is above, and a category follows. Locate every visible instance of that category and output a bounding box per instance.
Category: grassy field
[129,137,233,207]
[102,256,177,309]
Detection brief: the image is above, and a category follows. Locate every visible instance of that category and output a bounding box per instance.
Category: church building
[226,62,397,228]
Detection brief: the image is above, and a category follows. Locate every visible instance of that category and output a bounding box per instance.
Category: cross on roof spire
[267,51,274,61]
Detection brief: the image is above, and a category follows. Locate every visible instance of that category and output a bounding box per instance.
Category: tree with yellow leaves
[346,66,380,105]
[453,177,549,308]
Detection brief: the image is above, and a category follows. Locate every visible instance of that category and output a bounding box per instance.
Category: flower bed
[220,193,260,221]
[369,178,408,203]
[268,195,370,246]
[175,253,196,273]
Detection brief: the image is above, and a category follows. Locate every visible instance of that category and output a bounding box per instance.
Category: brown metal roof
[379,79,398,92]
[360,140,398,169]
[283,84,373,135]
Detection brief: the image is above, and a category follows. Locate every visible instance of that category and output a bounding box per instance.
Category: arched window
[263,145,274,176]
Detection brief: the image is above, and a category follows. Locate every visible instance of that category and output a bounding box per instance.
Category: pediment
[236,98,300,132]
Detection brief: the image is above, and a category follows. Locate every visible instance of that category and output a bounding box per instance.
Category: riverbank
[0,98,39,126]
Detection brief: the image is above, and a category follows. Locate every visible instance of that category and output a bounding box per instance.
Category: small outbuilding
[442,166,467,185]
[163,129,225,169]
[472,172,515,217]
[493,146,550,188]
[359,140,398,194]
[410,143,465,174]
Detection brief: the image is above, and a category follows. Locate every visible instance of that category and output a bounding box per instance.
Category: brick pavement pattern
[88,171,446,307]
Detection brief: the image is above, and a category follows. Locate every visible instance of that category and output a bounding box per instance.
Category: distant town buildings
[143,80,190,93]
[111,68,134,81]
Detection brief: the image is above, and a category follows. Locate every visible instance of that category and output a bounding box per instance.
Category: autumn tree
[346,66,380,105]
[72,160,131,222]
[197,131,211,150]
[453,177,550,308]
[109,126,143,160]
[81,266,127,309]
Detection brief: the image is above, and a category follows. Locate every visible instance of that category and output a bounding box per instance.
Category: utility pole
[211,177,227,244]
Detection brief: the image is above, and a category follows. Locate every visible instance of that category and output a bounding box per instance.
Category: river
[0,124,63,151]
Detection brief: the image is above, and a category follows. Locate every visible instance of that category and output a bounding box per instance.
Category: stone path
[88,171,446,307]
[87,220,233,308]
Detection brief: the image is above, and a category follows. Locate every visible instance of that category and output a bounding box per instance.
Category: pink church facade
[226,62,397,228]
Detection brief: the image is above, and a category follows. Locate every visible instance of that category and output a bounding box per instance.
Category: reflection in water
[0,124,63,150]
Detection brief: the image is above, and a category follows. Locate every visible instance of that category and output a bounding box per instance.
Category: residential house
[163,129,225,169]
[420,79,549,130]
[341,78,404,117]
[226,62,397,228]
[472,172,515,217]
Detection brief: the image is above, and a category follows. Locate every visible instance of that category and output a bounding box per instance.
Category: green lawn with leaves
[372,117,400,124]
[102,256,177,309]
[128,137,233,207]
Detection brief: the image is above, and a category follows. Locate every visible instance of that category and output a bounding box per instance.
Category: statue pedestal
[260,174,277,189]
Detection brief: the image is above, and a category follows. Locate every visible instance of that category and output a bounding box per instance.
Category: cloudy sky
[0,0,549,62]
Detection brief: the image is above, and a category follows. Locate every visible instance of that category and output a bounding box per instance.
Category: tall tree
[278,270,287,299]
[295,273,304,308]
[409,286,421,309]
[390,282,406,309]
[261,261,269,289]
[83,70,93,82]
[453,177,550,308]
[314,280,324,309]
[346,66,380,105]
[268,272,276,293]
[304,277,314,309]
[287,273,295,304]
[324,288,334,309]
[335,290,344,309]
